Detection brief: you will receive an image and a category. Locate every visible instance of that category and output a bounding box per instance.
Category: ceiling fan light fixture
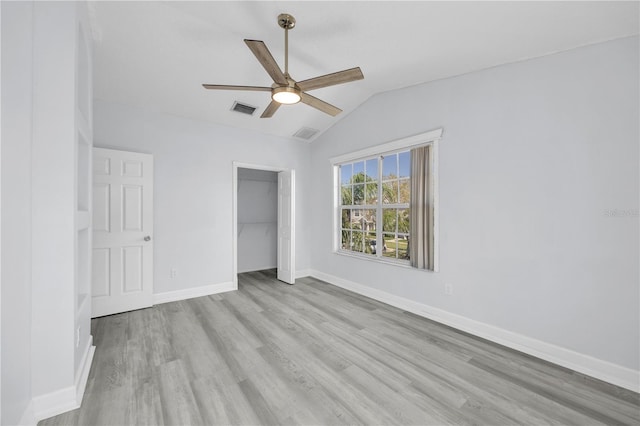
[272,86,301,104]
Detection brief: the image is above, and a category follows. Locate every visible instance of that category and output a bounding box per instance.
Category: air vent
[293,127,320,140]
[230,101,257,116]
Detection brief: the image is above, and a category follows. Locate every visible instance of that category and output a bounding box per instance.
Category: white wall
[1,2,34,424]
[93,101,311,295]
[2,2,94,422]
[30,2,77,400]
[310,37,639,380]
[237,168,278,273]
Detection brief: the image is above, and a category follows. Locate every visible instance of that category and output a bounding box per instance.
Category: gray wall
[309,36,639,371]
[237,169,278,273]
[94,101,311,294]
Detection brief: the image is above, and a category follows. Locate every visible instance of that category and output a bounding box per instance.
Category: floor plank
[40,270,640,425]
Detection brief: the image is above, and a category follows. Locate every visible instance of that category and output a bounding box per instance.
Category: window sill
[334,250,437,272]
[334,249,417,269]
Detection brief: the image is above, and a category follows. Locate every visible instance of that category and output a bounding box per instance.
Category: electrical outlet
[170,268,177,279]
[444,283,453,296]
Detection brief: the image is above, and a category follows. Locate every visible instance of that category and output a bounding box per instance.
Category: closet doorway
[232,162,295,286]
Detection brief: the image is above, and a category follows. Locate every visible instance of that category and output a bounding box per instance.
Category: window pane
[340,164,352,185]
[382,181,399,204]
[353,161,365,183]
[382,234,397,258]
[363,209,376,232]
[383,154,397,180]
[351,231,364,252]
[399,151,410,178]
[397,236,409,259]
[398,208,410,233]
[365,232,377,255]
[399,179,410,204]
[365,158,378,182]
[341,185,352,205]
[351,209,362,229]
[341,230,350,250]
[365,182,378,204]
[353,184,364,205]
[382,208,397,233]
[394,180,400,203]
[341,209,351,229]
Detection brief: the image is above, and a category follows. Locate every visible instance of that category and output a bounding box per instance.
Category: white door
[92,148,154,317]
[277,170,295,284]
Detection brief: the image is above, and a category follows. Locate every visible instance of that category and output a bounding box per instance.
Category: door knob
[144,236,151,241]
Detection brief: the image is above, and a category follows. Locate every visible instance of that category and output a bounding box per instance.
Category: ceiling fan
[202,13,364,118]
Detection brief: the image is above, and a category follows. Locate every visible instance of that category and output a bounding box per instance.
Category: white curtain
[409,145,434,270]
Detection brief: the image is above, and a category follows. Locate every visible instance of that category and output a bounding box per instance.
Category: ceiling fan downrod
[278,13,296,77]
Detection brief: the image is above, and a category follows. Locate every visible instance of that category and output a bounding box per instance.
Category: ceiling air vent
[230,101,257,116]
[293,127,320,140]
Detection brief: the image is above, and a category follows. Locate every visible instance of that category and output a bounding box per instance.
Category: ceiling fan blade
[300,93,342,116]
[202,84,272,92]
[244,39,288,86]
[297,67,364,92]
[261,101,281,118]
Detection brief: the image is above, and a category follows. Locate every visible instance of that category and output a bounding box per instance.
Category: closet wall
[237,168,278,273]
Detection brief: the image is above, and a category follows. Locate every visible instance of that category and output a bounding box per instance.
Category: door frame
[232,161,295,287]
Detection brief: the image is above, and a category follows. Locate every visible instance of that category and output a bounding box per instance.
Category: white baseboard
[32,385,76,422]
[153,281,236,305]
[75,338,95,405]
[296,269,312,279]
[17,401,35,426]
[32,338,96,422]
[309,269,640,393]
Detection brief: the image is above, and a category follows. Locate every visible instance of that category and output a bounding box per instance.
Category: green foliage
[341,209,351,228]
[341,186,352,206]
[342,172,378,206]
[398,209,410,233]
[351,231,364,252]
[382,181,397,204]
[341,230,349,249]
[382,209,396,232]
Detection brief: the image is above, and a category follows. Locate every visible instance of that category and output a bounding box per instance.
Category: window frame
[331,128,443,271]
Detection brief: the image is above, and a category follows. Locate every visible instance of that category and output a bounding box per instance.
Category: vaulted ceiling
[91,1,639,141]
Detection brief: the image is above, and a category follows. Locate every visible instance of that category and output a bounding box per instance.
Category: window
[332,129,442,271]
[339,151,410,261]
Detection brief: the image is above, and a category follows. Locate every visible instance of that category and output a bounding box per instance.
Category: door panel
[122,185,143,231]
[92,183,110,231]
[122,246,143,293]
[122,160,143,177]
[94,156,111,175]
[92,148,153,317]
[277,170,295,284]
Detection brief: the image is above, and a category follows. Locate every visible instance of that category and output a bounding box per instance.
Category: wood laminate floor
[41,270,640,425]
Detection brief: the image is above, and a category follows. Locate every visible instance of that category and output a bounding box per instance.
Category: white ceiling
[91,1,639,142]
